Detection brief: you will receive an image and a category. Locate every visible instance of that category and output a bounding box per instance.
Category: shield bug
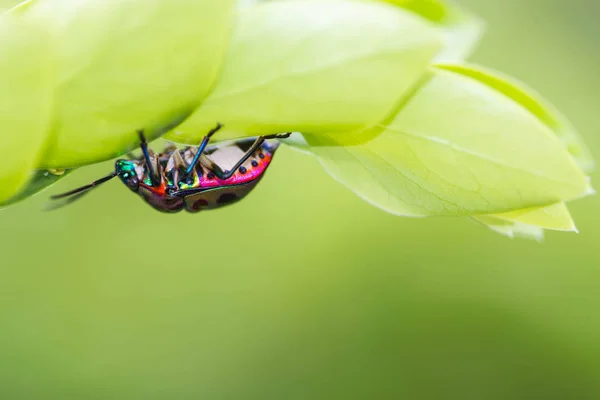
[49,124,290,212]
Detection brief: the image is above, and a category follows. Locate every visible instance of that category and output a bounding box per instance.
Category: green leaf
[0,12,55,203]
[473,202,576,241]
[472,216,545,241]
[444,63,592,237]
[166,0,442,143]
[0,169,72,207]
[436,63,595,172]
[0,0,22,12]
[369,0,485,62]
[304,65,591,217]
[490,202,577,232]
[11,0,236,168]
[241,0,483,62]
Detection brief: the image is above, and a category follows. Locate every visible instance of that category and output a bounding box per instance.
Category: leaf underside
[301,66,589,219]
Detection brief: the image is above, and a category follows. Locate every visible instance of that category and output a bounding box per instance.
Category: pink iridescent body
[198,153,272,188]
[128,139,280,213]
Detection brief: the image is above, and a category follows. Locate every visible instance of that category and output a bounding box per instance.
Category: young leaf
[0,12,55,203]
[370,0,485,62]
[472,216,545,241]
[474,202,576,241]
[166,0,442,143]
[303,65,591,217]
[239,0,483,62]
[0,0,22,12]
[0,170,72,207]
[490,202,577,232]
[436,63,595,172]
[11,0,236,168]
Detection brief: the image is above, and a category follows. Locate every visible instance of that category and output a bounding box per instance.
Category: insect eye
[126,176,139,190]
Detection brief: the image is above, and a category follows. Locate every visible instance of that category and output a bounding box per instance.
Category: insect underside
[49,125,290,213]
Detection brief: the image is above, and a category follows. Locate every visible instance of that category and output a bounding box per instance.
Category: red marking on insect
[140,181,167,195]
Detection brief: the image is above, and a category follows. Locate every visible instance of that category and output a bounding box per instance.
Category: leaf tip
[584,178,596,196]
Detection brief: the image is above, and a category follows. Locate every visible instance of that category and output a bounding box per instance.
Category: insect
[49,124,290,212]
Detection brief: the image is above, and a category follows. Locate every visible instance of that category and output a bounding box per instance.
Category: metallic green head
[115,160,140,191]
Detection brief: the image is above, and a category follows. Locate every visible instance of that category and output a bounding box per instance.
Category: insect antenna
[44,190,93,211]
[49,172,118,200]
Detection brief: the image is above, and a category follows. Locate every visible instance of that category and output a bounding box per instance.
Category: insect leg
[185,123,223,176]
[214,132,291,180]
[215,137,265,180]
[264,132,292,140]
[137,130,160,187]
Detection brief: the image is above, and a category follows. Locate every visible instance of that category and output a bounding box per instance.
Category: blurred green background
[1,1,600,399]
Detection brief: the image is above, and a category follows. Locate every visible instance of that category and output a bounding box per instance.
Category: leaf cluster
[0,0,594,239]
